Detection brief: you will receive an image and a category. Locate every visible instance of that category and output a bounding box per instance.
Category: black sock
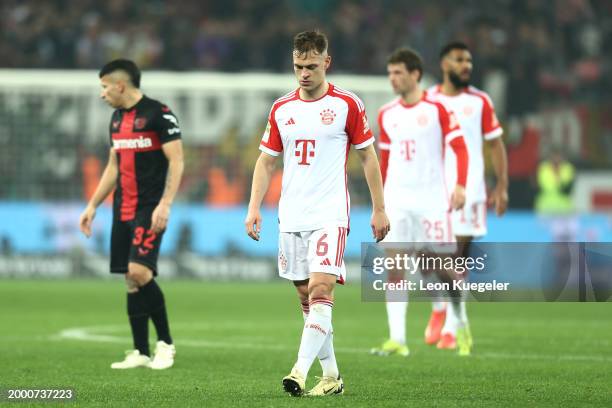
[127,291,149,356]
[140,279,173,344]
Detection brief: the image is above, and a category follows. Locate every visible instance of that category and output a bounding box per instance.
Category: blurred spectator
[81,154,102,202]
[206,166,245,206]
[535,148,575,214]
[535,147,578,242]
[0,0,610,205]
[1,0,608,96]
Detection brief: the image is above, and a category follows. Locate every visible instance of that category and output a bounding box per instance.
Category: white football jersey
[378,95,463,212]
[427,85,503,204]
[260,83,374,232]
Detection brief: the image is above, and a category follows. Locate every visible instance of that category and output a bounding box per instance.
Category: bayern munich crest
[320,109,336,125]
[417,114,429,126]
[279,251,288,272]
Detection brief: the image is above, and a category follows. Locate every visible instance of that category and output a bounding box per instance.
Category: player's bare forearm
[149,140,183,233]
[88,148,118,209]
[160,140,184,207]
[247,152,277,212]
[451,185,466,210]
[357,144,390,242]
[487,137,509,215]
[80,148,117,237]
[488,137,508,190]
[245,152,277,241]
[357,145,385,212]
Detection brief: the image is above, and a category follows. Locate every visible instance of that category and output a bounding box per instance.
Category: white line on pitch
[53,326,612,363]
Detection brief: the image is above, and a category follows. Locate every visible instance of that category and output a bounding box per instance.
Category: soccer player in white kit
[371,48,469,358]
[425,42,508,355]
[245,31,390,397]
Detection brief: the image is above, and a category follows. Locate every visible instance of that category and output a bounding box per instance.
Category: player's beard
[449,71,470,89]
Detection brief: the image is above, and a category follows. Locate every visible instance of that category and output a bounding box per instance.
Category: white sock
[385,287,408,345]
[442,300,467,335]
[441,301,458,335]
[423,272,446,311]
[295,299,333,378]
[301,300,309,321]
[301,300,339,378]
[458,301,468,326]
[317,328,339,378]
[432,301,447,312]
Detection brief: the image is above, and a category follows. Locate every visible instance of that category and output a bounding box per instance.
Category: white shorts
[278,226,347,284]
[451,202,487,237]
[384,208,456,253]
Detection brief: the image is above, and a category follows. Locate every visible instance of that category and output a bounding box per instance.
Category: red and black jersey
[109,95,181,221]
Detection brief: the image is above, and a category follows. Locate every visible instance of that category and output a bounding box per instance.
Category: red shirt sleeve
[449,136,468,187]
[380,149,389,186]
[259,107,283,156]
[481,94,503,140]
[346,97,374,148]
[377,109,390,185]
[436,102,468,187]
[435,102,462,142]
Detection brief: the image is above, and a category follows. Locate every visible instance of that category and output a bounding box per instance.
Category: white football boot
[149,341,176,370]
[110,350,151,369]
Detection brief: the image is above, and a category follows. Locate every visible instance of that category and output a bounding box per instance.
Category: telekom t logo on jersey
[401,140,416,161]
[295,139,315,165]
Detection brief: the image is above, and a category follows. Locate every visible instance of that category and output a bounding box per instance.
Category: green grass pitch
[1,279,610,407]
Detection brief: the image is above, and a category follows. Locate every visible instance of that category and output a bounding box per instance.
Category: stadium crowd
[2,0,610,103]
[0,0,610,207]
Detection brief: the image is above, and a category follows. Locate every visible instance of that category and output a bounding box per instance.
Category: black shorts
[110,207,164,275]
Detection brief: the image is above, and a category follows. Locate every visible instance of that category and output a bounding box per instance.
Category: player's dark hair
[293,31,328,56]
[439,41,469,60]
[99,59,141,88]
[387,47,423,81]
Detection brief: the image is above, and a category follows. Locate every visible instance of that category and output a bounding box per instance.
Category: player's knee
[126,263,153,286]
[388,270,405,283]
[308,281,333,300]
[293,279,309,302]
[297,292,308,304]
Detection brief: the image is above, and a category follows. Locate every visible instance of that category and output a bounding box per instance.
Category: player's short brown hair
[293,31,328,57]
[387,48,423,82]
